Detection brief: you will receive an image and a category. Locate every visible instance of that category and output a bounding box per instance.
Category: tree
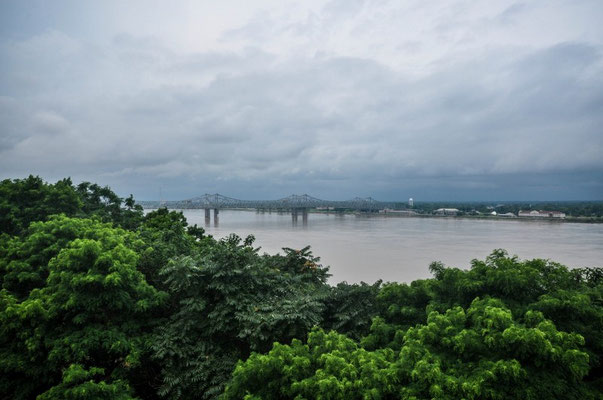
[224,298,594,400]
[531,286,603,389]
[0,175,82,236]
[135,208,210,289]
[223,328,397,400]
[0,216,165,399]
[75,182,143,230]
[223,250,602,399]
[152,237,330,400]
[393,298,591,399]
[321,280,381,340]
[0,176,145,236]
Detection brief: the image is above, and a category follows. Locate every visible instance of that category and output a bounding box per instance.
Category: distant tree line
[1,176,601,399]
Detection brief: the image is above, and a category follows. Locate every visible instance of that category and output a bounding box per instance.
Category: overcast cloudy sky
[1,0,602,201]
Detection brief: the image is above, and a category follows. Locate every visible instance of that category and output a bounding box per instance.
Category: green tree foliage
[0,175,82,235]
[428,250,583,312]
[224,298,593,400]
[530,285,603,389]
[0,215,131,300]
[223,329,397,400]
[321,280,381,340]
[135,208,205,289]
[0,176,144,236]
[360,279,433,351]
[75,182,144,230]
[224,250,602,399]
[394,299,590,399]
[424,250,603,386]
[0,216,165,399]
[152,238,330,400]
[37,364,137,400]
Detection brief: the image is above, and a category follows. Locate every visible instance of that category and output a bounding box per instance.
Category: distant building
[498,212,516,218]
[434,208,460,216]
[408,198,414,207]
[518,210,566,219]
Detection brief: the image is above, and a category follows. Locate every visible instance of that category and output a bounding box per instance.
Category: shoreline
[142,207,603,224]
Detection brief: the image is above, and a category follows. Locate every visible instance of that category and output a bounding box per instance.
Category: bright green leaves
[431,249,582,314]
[226,297,594,400]
[37,364,137,400]
[396,299,593,399]
[401,298,590,396]
[0,216,164,399]
[530,286,603,376]
[44,235,160,318]
[224,329,398,400]
[0,215,146,300]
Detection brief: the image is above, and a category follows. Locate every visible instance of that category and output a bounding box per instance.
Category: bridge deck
[140,193,395,210]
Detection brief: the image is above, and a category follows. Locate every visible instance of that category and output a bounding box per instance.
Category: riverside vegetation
[1,176,602,399]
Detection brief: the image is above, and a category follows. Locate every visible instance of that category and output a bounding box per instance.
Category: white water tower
[409,197,414,207]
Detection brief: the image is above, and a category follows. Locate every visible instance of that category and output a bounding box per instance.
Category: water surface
[178,210,603,284]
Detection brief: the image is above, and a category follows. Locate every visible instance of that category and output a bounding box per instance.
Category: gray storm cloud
[0,0,602,200]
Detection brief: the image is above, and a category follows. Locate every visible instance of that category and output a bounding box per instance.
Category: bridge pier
[204,208,219,226]
[291,208,308,226]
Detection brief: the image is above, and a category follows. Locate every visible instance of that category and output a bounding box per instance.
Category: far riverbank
[143,206,602,224]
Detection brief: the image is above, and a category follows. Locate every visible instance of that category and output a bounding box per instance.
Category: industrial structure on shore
[518,210,566,218]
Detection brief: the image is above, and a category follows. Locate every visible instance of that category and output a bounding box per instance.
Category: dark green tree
[321,280,381,340]
[76,182,143,230]
[152,237,329,400]
[0,176,145,236]
[0,175,82,236]
[135,208,211,289]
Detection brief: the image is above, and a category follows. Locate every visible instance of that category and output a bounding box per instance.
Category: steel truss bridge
[140,194,394,212]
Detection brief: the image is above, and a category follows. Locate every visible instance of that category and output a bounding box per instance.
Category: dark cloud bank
[0,1,602,201]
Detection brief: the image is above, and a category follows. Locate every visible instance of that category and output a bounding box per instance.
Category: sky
[0,0,602,201]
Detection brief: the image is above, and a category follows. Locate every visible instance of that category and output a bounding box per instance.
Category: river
[176,209,603,284]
